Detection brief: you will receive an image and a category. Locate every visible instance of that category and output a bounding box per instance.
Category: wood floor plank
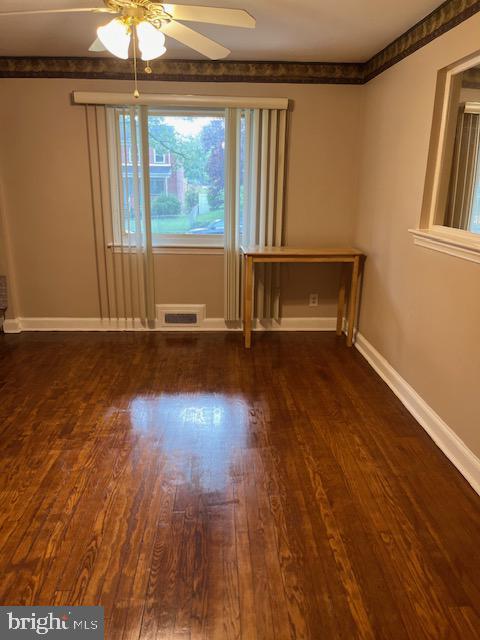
[232,455,258,640]
[241,452,278,640]
[1,332,480,639]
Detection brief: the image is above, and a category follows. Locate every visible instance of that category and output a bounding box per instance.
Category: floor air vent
[156,304,206,328]
[165,313,198,325]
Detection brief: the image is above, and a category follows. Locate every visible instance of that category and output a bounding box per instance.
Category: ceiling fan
[0,1,255,94]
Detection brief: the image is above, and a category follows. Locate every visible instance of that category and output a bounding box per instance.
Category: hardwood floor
[0,332,479,639]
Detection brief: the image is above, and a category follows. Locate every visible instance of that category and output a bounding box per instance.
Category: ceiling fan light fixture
[136,20,166,61]
[97,18,131,59]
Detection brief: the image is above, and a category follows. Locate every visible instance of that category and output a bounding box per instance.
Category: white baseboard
[356,333,480,496]
[3,316,337,333]
[3,318,21,333]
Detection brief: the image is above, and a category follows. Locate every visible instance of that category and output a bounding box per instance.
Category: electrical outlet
[309,293,319,307]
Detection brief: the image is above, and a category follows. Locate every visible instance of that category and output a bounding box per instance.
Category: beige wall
[0,221,6,275]
[0,78,363,320]
[0,180,17,319]
[354,13,480,457]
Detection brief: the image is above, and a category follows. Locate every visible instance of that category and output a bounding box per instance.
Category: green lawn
[151,209,224,234]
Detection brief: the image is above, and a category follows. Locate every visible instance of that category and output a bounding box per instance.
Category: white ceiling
[0,0,442,62]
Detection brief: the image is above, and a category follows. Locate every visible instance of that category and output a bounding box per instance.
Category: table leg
[243,255,254,349]
[347,256,360,347]
[336,264,346,336]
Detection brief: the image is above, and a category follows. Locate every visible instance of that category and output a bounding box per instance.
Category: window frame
[108,106,227,250]
[412,51,480,263]
[152,149,168,165]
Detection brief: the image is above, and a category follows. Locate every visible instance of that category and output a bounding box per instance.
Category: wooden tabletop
[240,246,364,257]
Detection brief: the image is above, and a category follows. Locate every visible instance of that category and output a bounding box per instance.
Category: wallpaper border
[0,58,364,84]
[1,0,480,84]
[364,0,480,81]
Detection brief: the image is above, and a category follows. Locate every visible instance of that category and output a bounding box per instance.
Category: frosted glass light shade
[97,18,131,59]
[136,21,166,61]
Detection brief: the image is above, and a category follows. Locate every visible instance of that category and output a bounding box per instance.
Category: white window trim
[413,52,480,262]
[409,226,480,264]
[152,233,223,248]
[152,149,168,165]
[108,243,224,255]
[108,234,224,250]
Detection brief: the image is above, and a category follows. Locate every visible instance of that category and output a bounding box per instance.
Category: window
[81,93,289,325]
[150,176,167,196]
[152,148,167,165]
[109,108,226,247]
[413,53,480,262]
[444,100,480,235]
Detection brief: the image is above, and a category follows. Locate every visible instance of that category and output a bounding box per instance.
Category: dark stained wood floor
[0,332,479,639]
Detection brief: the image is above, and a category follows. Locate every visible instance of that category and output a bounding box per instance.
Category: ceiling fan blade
[89,38,107,52]
[163,4,255,28]
[0,8,115,17]
[161,20,230,59]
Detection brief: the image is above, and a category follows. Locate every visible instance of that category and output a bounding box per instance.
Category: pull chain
[132,24,140,99]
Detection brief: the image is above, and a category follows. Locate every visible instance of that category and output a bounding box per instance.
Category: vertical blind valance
[74,92,289,111]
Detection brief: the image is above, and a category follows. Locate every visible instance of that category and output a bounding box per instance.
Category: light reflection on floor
[129,393,250,492]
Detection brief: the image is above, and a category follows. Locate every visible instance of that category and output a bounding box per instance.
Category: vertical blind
[445,108,480,230]
[224,107,288,322]
[84,97,288,328]
[86,105,156,328]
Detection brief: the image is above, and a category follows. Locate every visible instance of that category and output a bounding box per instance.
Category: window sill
[108,244,224,256]
[409,227,480,264]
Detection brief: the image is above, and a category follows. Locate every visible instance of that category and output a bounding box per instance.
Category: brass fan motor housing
[103,0,172,27]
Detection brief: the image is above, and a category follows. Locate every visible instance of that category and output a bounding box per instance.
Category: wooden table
[241,246,365,349]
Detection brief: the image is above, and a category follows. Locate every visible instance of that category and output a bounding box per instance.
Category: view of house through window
[117,109,226,243]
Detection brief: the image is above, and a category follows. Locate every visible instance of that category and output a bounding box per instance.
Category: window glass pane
[443,66,480,235]
[147,112,225,237]
[470,165,480,233]
[118,109,146,241]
